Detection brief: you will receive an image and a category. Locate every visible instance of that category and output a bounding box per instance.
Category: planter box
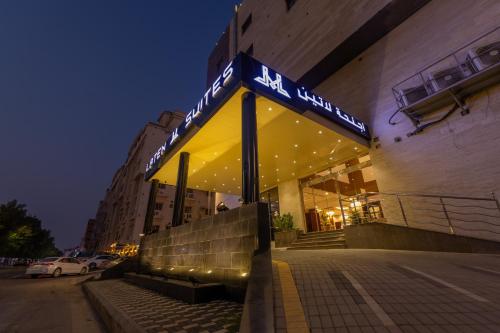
[274,230,301,248]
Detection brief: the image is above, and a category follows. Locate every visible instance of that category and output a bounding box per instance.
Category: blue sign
[241,54,369,138]
[145,53,369,180]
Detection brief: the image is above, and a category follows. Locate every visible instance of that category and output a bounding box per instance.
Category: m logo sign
[254,65,291,98]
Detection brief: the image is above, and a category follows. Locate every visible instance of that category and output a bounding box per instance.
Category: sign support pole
[242,91,259,204]
[143,179,159,234]
[172,152,190,227]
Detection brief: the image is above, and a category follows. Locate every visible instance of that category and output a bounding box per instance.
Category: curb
[83,281,146,333]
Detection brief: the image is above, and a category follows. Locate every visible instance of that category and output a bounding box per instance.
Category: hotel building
[143,0,500,246]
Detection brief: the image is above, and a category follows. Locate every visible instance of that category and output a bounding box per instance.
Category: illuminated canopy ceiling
[147,53,370,196]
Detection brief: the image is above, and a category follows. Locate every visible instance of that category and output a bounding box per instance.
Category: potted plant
[273,213,299,247]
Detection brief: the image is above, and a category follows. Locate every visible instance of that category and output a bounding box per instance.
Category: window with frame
[241,14,252,35]
[246,44,254,56]
[155,202,163,211]
[285,0,297,11]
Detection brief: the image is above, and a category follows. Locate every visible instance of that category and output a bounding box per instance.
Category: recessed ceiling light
[293,160,296,164]
[274,154,278,158]
[318,130,323,134]
[212,188,216,191]
[295,120,300,124]
[261,175,264,178]
[259,163,262,167]
[202,161,206,165]
[214,152,218,155]
[214,173,217,176]
[291,172,295,176]
[329,157,333,160]
[237,186,241,189]
[264,184,267,187]
[224,166,228,170]
[275,168,279,172]
[354,147,358,150]
[237,158,240,161]
[294,144,298,148]
[232,177,236,181]
[222,183,225,186]
[325,192,328,195]
[309,165,312,168]
[196,185,199,188]
[313,151,317,154]
[337,139,342,143]
[204,180,207,183]
[192,169,196,172]
[277,178,280,182]
[268,107,272,111]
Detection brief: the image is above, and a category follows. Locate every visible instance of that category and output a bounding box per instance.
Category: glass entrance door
[301,154,380,232]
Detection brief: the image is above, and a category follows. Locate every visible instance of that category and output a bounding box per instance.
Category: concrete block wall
[313,0,500,196]
[236,0,390,81]
[140,203,265,286]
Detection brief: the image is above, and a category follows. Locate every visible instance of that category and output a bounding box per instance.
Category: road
[0,268,104,333]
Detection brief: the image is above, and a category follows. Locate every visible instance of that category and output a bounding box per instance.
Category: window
[184,206,192,213]
[158,184,166,189]
[241,14,252,35]
[246,44,254,56]
[169,200,174,208]
[285,0,297,11]
[155,202,163,211]
[216,57,224,73]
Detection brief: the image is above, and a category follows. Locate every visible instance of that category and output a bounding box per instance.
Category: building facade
[91,112,215,253]
[200,0,500,239]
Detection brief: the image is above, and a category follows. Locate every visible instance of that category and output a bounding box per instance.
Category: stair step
[297,234,345,241]
[291,240,345,248]
[287,243,346,250]
[301,230,344,236]
[293,238,345,245]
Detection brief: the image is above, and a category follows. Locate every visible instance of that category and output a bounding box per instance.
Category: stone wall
[139,202,270,287]
[345,223,500,253]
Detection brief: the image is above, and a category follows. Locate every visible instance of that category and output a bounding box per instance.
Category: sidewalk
[84,279,243,333]
[272,249,500,333]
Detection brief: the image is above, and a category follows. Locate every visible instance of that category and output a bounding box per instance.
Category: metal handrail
[341,190,500,241]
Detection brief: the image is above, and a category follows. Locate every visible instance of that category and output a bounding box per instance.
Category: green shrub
[274,213,294,231]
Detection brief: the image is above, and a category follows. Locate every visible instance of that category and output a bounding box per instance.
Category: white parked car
[25,257,88,278]
[84,255,116,270]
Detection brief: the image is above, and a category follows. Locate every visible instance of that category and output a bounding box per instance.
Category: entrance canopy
[145,53,370,196]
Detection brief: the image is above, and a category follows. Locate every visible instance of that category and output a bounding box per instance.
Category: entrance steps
[287,230,346,250]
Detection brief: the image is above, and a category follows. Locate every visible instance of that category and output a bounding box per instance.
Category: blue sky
[0,0,240,249]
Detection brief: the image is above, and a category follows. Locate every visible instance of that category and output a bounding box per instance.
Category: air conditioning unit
[427,64,472,92]
[398,85,429,107]
[467,41,500,71]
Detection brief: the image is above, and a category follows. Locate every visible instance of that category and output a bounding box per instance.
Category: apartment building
[91,111,214,252]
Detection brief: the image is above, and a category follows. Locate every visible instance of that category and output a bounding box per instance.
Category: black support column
[172,152,190,227]
[242,91,259,204]
[143,179,159,234]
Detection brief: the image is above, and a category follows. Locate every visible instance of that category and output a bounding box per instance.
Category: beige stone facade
[209,0,500,237]
[93,112,214,252]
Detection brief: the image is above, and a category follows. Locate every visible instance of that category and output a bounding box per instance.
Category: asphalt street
[0,268,104,333]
